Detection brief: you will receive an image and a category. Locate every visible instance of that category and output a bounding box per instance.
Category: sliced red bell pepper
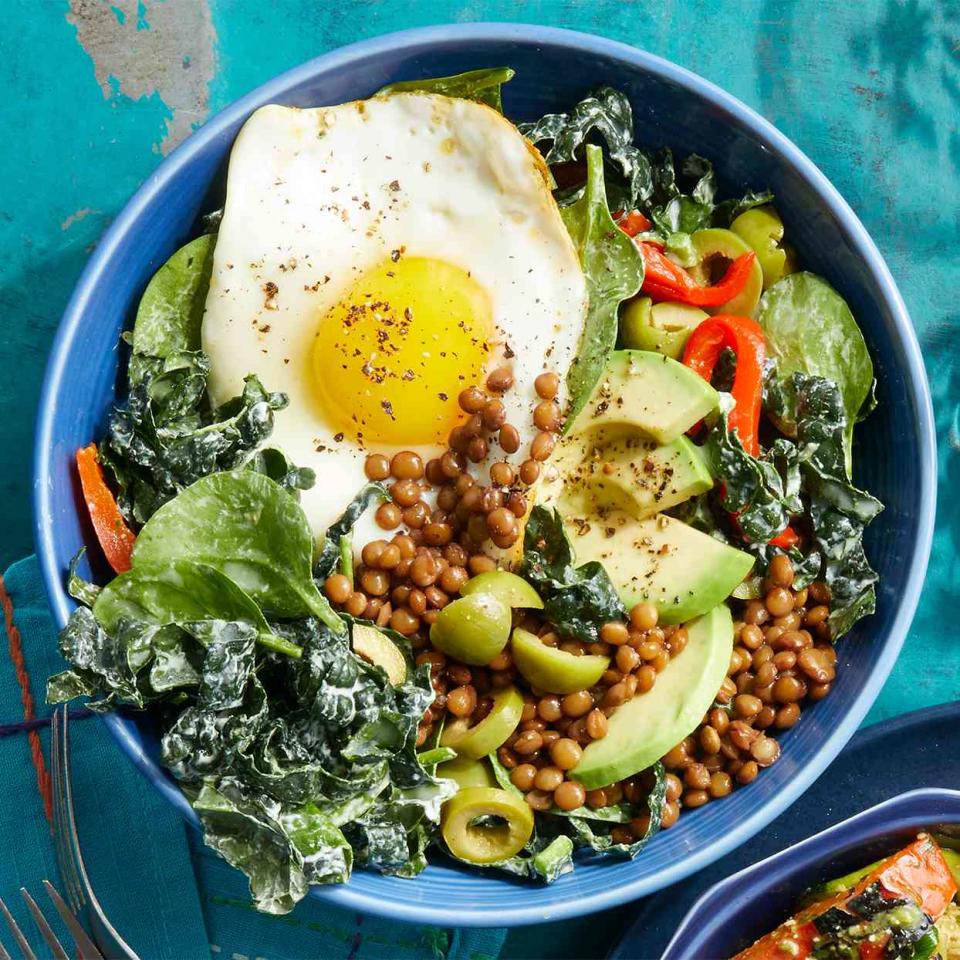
[615,209,652,237]
[770,525,800,550]
[637,241,756,308]
[682,314,766,456]
[75,443,135,574]
[732,835,958,960]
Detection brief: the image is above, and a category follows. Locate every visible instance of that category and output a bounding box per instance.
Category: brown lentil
[534,371,560,400]
[530,431,556,461]
[553,781,586,811]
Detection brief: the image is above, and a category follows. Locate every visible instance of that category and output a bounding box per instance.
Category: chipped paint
[60,207,98,231]
[66,0,217,154]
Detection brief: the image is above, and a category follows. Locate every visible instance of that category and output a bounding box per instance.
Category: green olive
[430,592,511,665]
[440,686,523,759]
[621,298,707,359]
[351,623,406,685]
[441,787,534,864]
[460,570,544,609]
[730,206,797,290]
[690,228,764,317]
[511,628,609,694]
[437,756,497,790]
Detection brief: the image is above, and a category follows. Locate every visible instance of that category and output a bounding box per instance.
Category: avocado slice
[351,622,407,685]
[560,508,754,623]
[576,350,718,444]
[571,604,734,789]
[542,428,713,522]
[689,228,764,317]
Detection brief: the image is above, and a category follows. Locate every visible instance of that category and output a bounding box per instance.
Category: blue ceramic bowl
[663,789,960,958]
[34,24,935,926]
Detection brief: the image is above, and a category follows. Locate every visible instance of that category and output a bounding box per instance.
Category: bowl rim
[663,787,960,958]
[33,22,937,927]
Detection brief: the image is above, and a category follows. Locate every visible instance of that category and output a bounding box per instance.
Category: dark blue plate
[611,701,960,959]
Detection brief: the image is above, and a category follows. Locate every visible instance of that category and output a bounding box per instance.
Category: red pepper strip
[638,241,756,308]
[682,314,766,456]
[615,209,652,237]
[75,443,135,574]
[769,525,800,549]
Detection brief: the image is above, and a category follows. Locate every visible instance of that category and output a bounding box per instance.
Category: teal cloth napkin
[0,555,505,960]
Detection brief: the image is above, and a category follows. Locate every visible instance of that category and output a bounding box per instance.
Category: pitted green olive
[690,228,764,316]
[440,686,523,759]
[441,787,534,864]
[511,628,609,694]
[429,592,511,665]
[436,756,497,790]
[460,570,544,609]
[731,206,797,290]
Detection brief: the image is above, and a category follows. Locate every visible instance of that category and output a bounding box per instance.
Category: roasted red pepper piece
[614,209,652,237]
[75,443,135,574]
[770,525,800,550]
[637,241,756,308]
[733,835,958,960]
[682,314,766,456]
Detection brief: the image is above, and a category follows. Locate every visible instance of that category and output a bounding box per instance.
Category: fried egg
[202,93,588,543]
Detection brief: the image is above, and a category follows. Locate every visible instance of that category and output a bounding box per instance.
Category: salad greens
[560,144,645,425]
[700,372,882,637]
[520,505,627,644]
[520,85,772,245]
[129,233,215,385]
[48,68,887,909]
[374,66,515,112]
[133,471,342,632]
[759,272,875,477]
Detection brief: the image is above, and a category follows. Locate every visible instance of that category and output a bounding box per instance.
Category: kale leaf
[374,67,515,113]
[521,505,627,643]
[101,352,292,525]
[520,86,654,208]
[706,372,882,638]
[314,482,389,581]
[520,87,773,244]
[103,232,308,525]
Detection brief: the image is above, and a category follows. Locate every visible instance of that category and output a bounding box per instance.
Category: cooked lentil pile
[323,368,835,823]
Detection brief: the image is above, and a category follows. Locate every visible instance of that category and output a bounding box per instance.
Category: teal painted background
[2,2,957,954]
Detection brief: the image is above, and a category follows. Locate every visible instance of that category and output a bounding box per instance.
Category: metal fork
[50,708,139,960]
[0,882,103,959]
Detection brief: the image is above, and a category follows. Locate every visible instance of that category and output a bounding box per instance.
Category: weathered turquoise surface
[1,6,956,949]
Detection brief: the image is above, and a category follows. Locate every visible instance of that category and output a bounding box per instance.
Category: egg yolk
[312,256,493,446]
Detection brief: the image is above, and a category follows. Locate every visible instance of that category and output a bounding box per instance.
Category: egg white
[202,93,588,543]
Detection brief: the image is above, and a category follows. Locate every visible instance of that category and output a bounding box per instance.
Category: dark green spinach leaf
[520,505,627,643]
[759,273,874,476]
[560,144,644,426]
[129,234,215,385]
[374,67,515,112]
[132,470,342,633]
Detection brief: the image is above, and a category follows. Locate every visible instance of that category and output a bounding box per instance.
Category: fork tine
[0,897,37,960]
[19,890,68,960]
[43,883,103,960]
[51,709,84,914]
[0,936,11,960]
[56,709,139,959]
